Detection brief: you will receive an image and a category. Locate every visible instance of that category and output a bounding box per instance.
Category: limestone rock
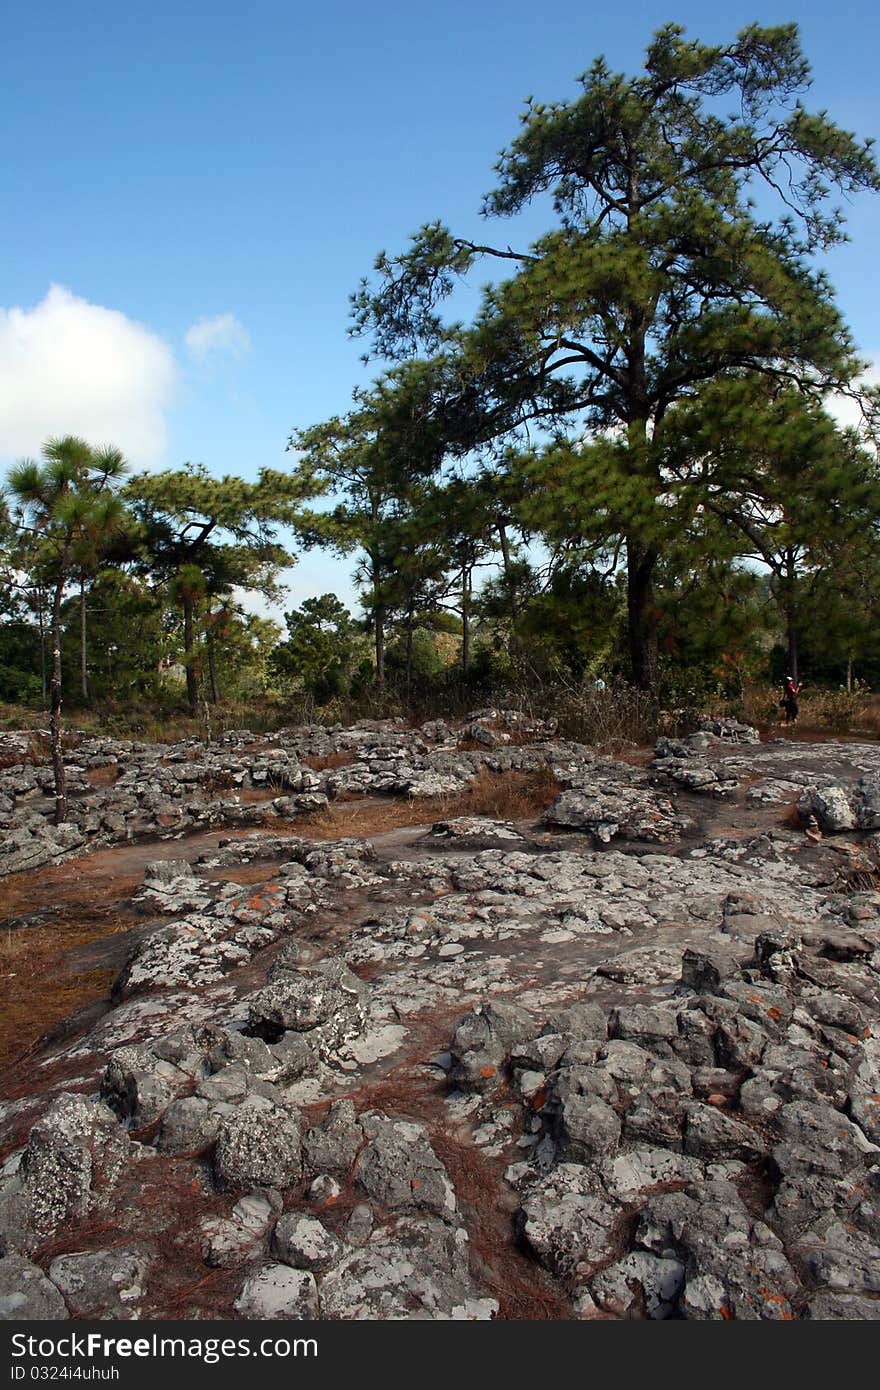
[0,1254,69,1320]
[319,1217,495,1320]
[516,1165,622,1278]
[234,1264,319,1319]
[214,1103,302,1191]
[23,1096,129,1236]
[47,1249,150,1319]
[354,1115,456,1218]
[272,1213,342,1272]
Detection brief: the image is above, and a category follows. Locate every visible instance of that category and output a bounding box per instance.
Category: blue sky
[2,0,878,615]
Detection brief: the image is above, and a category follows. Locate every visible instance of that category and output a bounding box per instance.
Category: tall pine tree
[351,22,879,687]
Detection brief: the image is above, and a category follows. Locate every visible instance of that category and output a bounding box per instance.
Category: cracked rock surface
[2,714,880,1319]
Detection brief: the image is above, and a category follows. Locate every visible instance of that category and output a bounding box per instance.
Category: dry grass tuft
[835,865,880,894]
[451,764,561,819]
[0,952,115,1071]
[298,766,561,842]
[0,893,136,1072]
[299,799,437,840]
[86,763,120,788]
[430,1128,575,1320]
[301,751,358,772]
[780,799,805,830]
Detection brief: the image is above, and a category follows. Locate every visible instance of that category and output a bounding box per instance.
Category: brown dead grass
[0,919,119,1072]
[86,763,120,788]
[612,745,655,767]
[301,751,358,772]
[0,861,142,1073]
[0,858,142,921]
[429,1127,575,1319]
[300,766,562,842]
[221,786,278,804]
[298,798,440,840]
[211,862,288,886]
[461,765,561,818]
[780,799,805,830]
[835,865,880,894]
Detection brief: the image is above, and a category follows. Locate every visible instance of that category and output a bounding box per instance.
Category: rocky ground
[1,710,879,1321]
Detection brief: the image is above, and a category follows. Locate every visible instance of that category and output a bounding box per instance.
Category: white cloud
[0,284,176,467]
[185,312,251,364]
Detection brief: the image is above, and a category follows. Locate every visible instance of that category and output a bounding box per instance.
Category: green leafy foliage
[270,594,365,704]
[351,22,879,687]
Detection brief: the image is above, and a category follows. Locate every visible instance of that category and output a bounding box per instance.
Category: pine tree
[5,438,128,821]
[351,22,879,688]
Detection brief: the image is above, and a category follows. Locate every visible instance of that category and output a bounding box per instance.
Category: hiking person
[781,675,801,723]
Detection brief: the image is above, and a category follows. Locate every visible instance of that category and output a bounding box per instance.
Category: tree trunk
[206,622,220,704]
[50,578,67,824]
[183,594,199,715]
[497,523,516,617]
[626,537,659,691]
[461,566,471,678]
[786,612,799,686]
[782,548,799,685]
[497,521,522,659]
[405,608,414,701]
[374,602,385,686]
[623,333,659,693]
[79,579,89,703]
[36,588,47,708]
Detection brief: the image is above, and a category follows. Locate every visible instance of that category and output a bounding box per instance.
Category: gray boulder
[0,1254,69,1320]
[201,1190,281,1268]
[798,786,856,833]
[448,1001,536,1090]
[214,1102,302,1191]
[682,1104,764,1162]
[543,785,687,843]
[635,1184,802,1320]
[272,1213,342,1272]
[590,1251,686,1319]
[247,959,368,1059]
[319,1216,496,1320]
[23,1095,129,1236]
[354,1115,456,1218]
[234,1264,319,1319]
[156,1096,225,1155]
[47,1249,150,1319]
[770,1101,877,1181]
[516,1164,622,1278]
[555,1096,621,1162]
[794,1215,880,1294]
[303,1100,364,1179]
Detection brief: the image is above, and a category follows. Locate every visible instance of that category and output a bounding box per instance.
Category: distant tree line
[3,21,880,804]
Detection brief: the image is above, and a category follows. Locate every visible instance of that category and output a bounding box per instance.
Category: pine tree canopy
[348,21,879,686]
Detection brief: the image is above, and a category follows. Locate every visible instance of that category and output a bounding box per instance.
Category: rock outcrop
[1,716,879,1319]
